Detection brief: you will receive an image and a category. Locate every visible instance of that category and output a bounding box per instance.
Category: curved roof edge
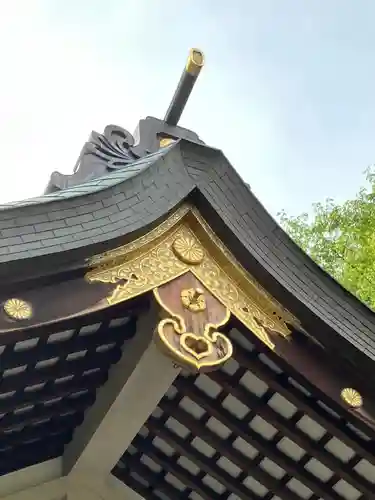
[0,142,195,284]
[1,139,375,377]
[179,142,375,374]
[0,143,187,272]
[0,146,176,211]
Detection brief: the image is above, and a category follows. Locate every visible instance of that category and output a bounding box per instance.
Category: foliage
[279,168,375,309]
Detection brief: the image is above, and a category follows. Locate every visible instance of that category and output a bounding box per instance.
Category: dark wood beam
[0,322,131,370]
[0,433,70,475]
[0,276,114,332]
[0,393,94,431]
[234,343,375,465]
[147,416,263,500]
[173,381,340,500]
[0,415,80,449]
[269,328,375,434]
[207,371,375,498]
[0,371,106,414]
[0,296,142,346]
[0,350,120,393]
[115,460,190,500]
[133,434,229,500]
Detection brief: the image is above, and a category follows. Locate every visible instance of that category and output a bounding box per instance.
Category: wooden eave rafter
[0,296,140,475]
[115,327,375,499]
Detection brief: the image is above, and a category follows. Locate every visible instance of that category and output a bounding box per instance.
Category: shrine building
[0,49,374,500]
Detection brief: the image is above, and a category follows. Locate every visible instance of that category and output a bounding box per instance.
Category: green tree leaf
[279,168,375,309]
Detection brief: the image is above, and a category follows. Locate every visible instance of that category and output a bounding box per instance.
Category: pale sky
[1,1,374,217]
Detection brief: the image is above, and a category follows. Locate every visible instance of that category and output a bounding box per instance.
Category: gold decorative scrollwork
[88,205,190,267]
[153,275,232,372]
[86,204,301,350]
[157,317,232,371]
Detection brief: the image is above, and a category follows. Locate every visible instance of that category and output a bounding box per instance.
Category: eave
[114,325,375,500]
[0,160,375,497]
[1,141,375,384]
[0,300,141,476]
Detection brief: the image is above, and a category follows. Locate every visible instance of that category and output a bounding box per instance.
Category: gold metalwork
[88,204,190,267]
[172,235,205,265]
[154,287,231,371]
[86,204,301,350]
[181,288,206,312]
[3,298,32,320]
[186,48,205,76]
[159,138,176,148]
[341,388,363,408]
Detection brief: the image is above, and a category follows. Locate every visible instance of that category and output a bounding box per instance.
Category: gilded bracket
[85,204,300,353]
[153,274,232,372]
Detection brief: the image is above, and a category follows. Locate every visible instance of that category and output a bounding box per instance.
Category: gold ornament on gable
[172,236,205,265]
[181,288,206,312]
[86,204,301,352]
[153,274,232,372]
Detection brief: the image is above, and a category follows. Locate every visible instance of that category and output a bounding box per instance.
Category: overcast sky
[0,1,374,217]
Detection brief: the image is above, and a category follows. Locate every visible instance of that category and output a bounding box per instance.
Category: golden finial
[186,48,205,76]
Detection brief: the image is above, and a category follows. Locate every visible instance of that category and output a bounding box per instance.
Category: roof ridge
[0,144,176,212]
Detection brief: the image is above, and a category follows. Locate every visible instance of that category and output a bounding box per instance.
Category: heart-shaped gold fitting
[156,316,233,371]
[180,333,213,359]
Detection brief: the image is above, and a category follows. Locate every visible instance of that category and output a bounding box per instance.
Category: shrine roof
[1,137,375,489]
[1,47,374,497]
[1,138,375,383]
[0,147,172,211]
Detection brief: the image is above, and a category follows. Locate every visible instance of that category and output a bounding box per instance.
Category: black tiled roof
[1,140,375,391]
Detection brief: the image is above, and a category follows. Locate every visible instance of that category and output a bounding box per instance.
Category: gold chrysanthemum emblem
[172,236,204,265]
[3,298,33,320]
[340,388,363,408]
